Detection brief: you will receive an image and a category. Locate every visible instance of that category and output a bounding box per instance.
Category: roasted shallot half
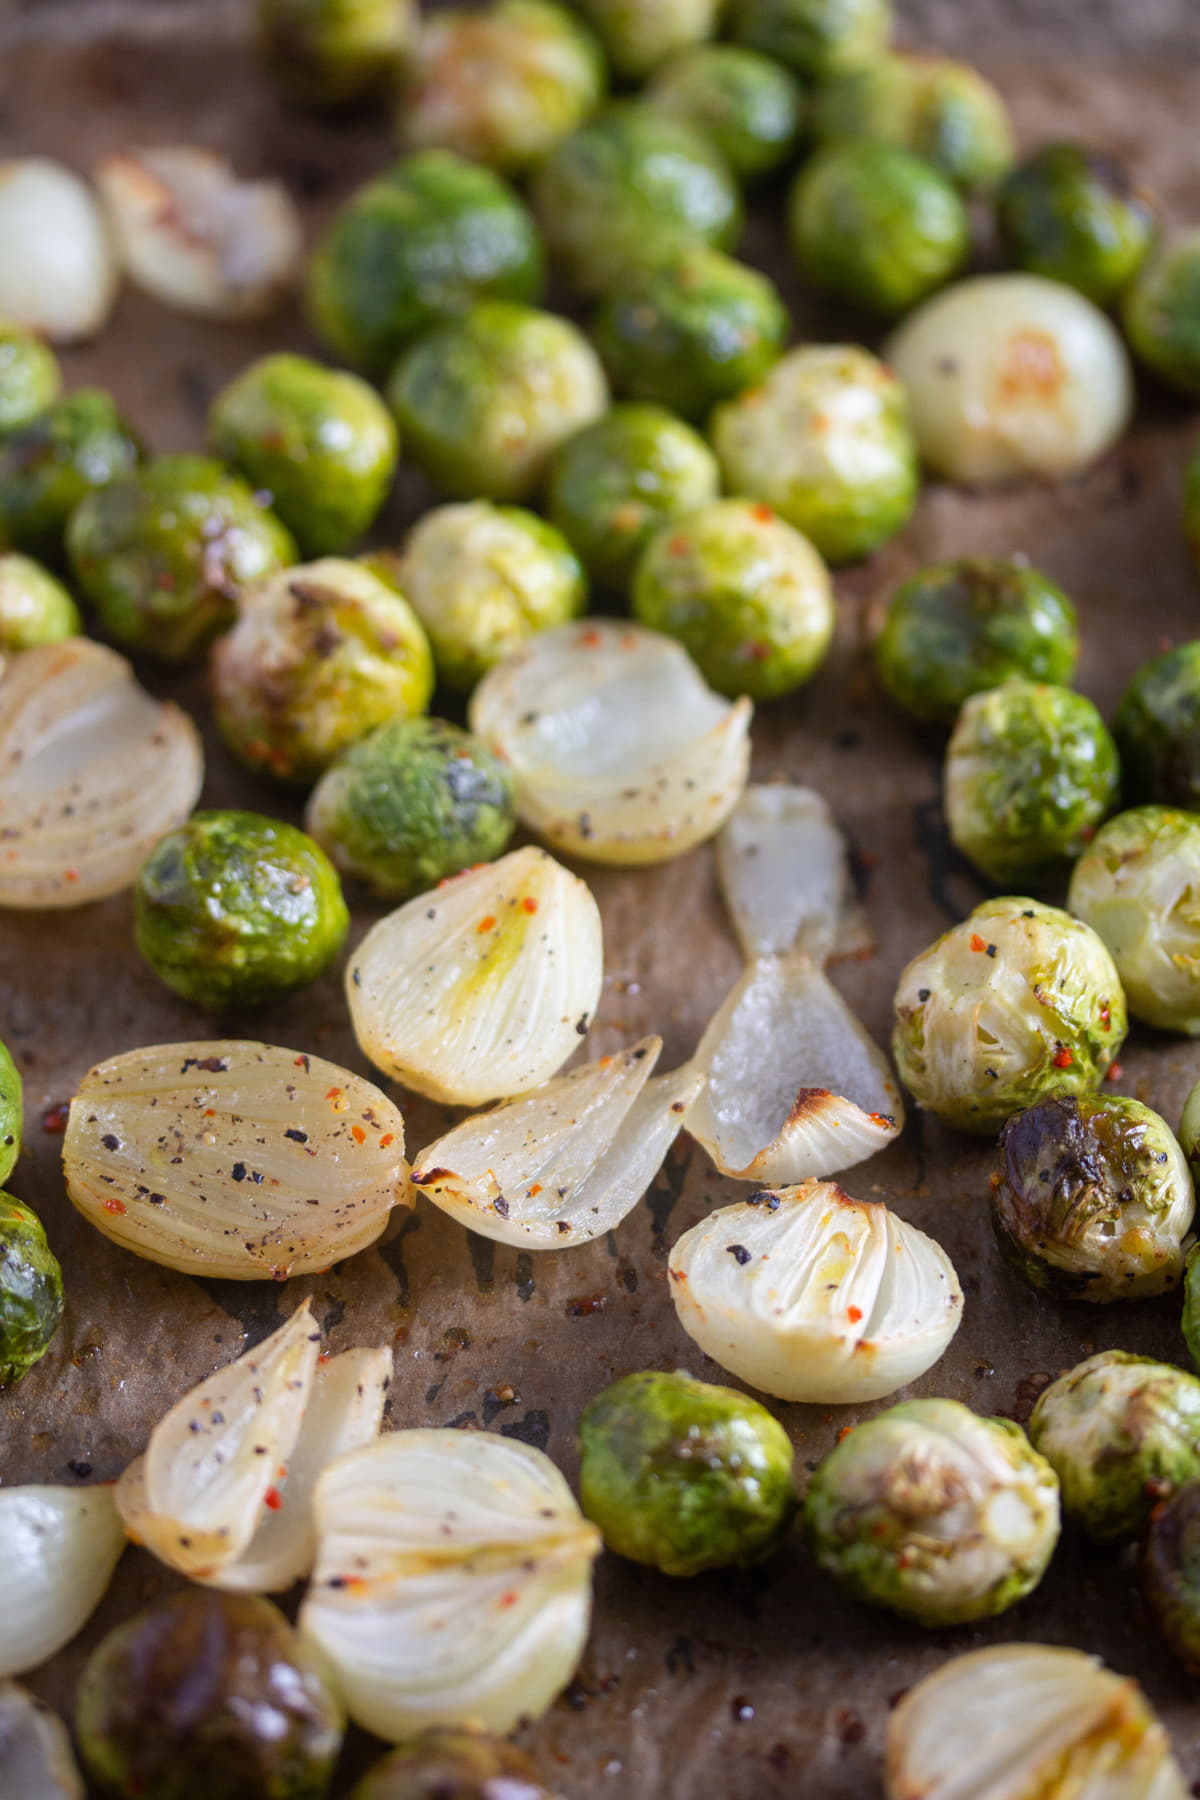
[0,1682,85,1798]
[299,1430,601,1740]
[668,1180,962,1403]
[469,619,752,865]
[716,783,872,963]
[63,1040,409,1280]
[412,1036,704,1247]
[0,158,118,342]
[347,846,604,1105]
[0,1484,125,1679]
[0,640,203,908]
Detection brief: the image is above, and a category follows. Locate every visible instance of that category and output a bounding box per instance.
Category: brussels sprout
[646,46,804,180]
[0,1192,64,1387]
[212,557,434,784]
[944,680,1119,885]
[788,143,969,319]
[306,718,516,898]
[351,1727,554,1800]
[569,0,721,79]
[1123,234,1200,397]
[1184,1243,1200,1371]
[0,552,80,652]
[0,319,60,435]
[0,1038,20,1186]
[892,896,1127,1134]
[388,303,607,504]
[1113,642,1200,810]
[67,454,297,664]
[257,0,414,107]
[529,105,743,298]
[1184,1086,1200,1189]
[804,1398,1059,1626]
[1030,1351,1200,1543]
[76,1589,344,1800]
[577,1369,796,1577]
[1143,1482,1200,1672]
[815,52,1014,194]
[592,244,788,423]
[991,1094,1194,1304]
[997,144,1157,307]
[711,344,918,564]
[134,811,350,1010]
[210,354,397,559]
[307,152,544,378]
[0,389,141,562]
[632,497,834,700]
[725,0,890,80]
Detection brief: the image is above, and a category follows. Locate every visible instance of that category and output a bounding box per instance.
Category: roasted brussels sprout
[0,320,60,435]
[578,1369,796,1577]
[1123,234,1200,397]
[0,1192,63,1387]
[308,152,544,378]
[725,0,890,80]
[1113,641,1200,810]
[711,344,918,564]
[804,1398,1059,1626]
[0,552,80,652]
[569,0,721,79]
[788,143,969,318]
[351,1727,555,1800]
[944,680,1120,884]
[814,51,1014,194]
[76,1589,344,1800]
[1183,1085,1200,1190]
[0,1038,20,1186]
[212,557,434,784]
[257,0,414,107]
[1143,1481,1200,1670]
[997,144,1156,307]
[647,46,804,180]
[134,811,350,1010]
[529,105,743,298]
[387,303,607,503]
[1184,1242,1200,1370]
[0,389,141,562]
[592,244,788,423]
[1030,1351,1200,1542]
[892,897,1127,1134]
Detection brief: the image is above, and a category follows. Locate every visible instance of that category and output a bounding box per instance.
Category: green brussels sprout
[577,1369,796,1577]
[546,402,719,590]
[387,303,608,503]
[0,319,60,435]
[529,105,743,298]
[67,454,297,665]
[0,551,80,651]
[892,896,1127,1135]
[0,389,141,563]
[991,1095,1194,1304]
[568,0,722,79]
[1113,641,1200,810]
[725,0,891,80]
[646,46,805,180]
[874,557,1078,727]
[944,680,1120,885]
[996,144,1157,307]
[0,1192,64,1387]
[0,1038,21,1186]
[1143,1481,1200,1672]
[257,0,414,107]
[212,557,434,784]
[1183,1085,1200,1189]
[76,1589,344,1800]
[1030,1351,1200,1543]
[804,1398,1059,1626]
[307,152,544,378]
[1183,1243,1200,1371]
[134,811,350,1010]
[306,718,516,898]
[592,244,788,423]
[711,344,918,564]
[1186,445,1200,574]
[210,354,398,558]
[351,1727,554,1800]
[787,143,969,318]
[1123,235,1200,397]
[384,501,585,691]
[632,496,834,700]
[814,51,1014,194]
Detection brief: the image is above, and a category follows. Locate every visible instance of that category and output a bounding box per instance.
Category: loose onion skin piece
[715,783,873,962]
[0,1485,125,1679]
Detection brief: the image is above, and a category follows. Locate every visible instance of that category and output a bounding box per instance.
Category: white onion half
[0,640,204,909]
[469,620,752,866]
[668,1179,962,1403]
[0,159,118,341]
[0,1485,125,1679]
[347,846,604,1105]
[412,1037,704,1247]
[0,1682,84,1799]
[299,1430,601,1740]
[716,783,872,963]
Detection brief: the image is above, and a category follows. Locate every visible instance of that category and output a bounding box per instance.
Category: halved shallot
[0,1484,125,1678]
[0,1682,85,1798]
[716,783,872,963]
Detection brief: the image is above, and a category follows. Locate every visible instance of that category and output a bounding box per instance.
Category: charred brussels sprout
[67,455,296,664]
[892,897,1127,1134]
[134,811,349,1010]
[0,389,141,562]
[578,1369,796,1577]
[1123,235,1200,397]
[997,144,1156,307]
[815,52,1014,194]
[726,0,890,80]
[0,1038,20,1185]
[257,0,414,107]
[0,1193,63,1387]
[805,1398,1059,1626]
[569,0,721,79]
[0,552,80,651]
[1113,642,1200,810]
[76,1589,344,1800]
[307,153,544,378]
[210,354,397,558]
[351,1727,555,1800]
[0,320,60,435]
[1143,1482,1200,1670]
[646,46,804,180]
[1030,1351,1200,1542]
[991,1095,1194,1303]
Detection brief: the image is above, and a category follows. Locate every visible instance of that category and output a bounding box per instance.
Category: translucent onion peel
[412,1036,704,1247]
[716,783,872,962]
[0,1682,84,1799]
[668,1180,962,1403]
[62,1040,409,1280]
[299,1430,601,1740]
[0,640,204,909]
[469,619,752,866]
[0,1485,125,1678]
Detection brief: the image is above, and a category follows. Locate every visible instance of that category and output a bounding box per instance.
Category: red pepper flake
[102,1197,127,1215]
[41,1101,70,1134]
[1099,1003,1112,1030]
[837,1425,854,1442]
[477,914,497,933]
[325,1087,342,1101]
[352,1125,366,1145]
[63,868,79,883]
[868,1112,893,1127]
[294,1055,310,1071]
[1106,1061,1125,1082]
[969,933,988,953]
[204,1108,216,1117]
[847,1305,863,1323]
[498,1590,519,1609]
[666,533,690,557]
[750,503,774,522]
[1052,1045,1074,1069]
[263,1488,283,1512]
[379,1133,395,1148]
[522,896,539,914]
[437,863,487,888]
[529,1183,543,1197]
[580,627,603,646]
